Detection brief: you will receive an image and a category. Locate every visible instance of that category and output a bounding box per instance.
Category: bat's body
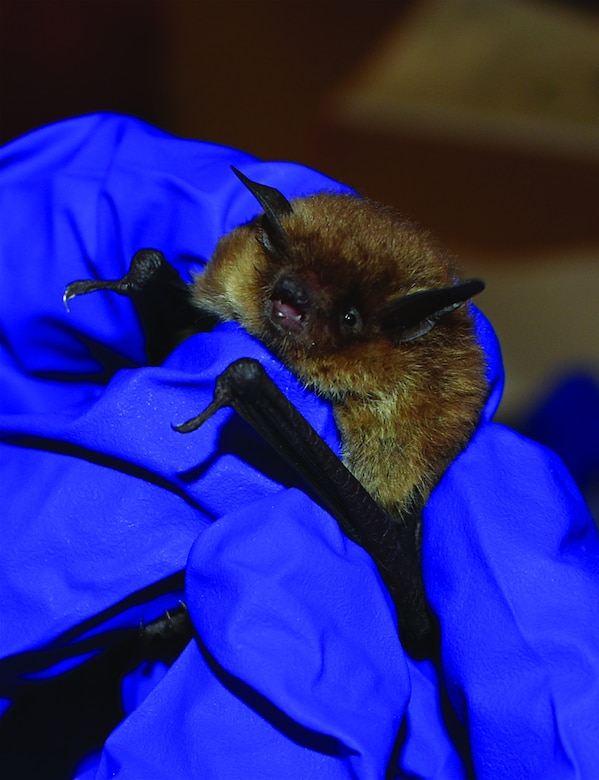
[191,175,487,536]
[64,168,487,651]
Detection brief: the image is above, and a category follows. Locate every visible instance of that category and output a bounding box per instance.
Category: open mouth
[270,278,309,333]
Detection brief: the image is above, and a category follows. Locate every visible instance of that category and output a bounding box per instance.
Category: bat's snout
[269,277,309,333]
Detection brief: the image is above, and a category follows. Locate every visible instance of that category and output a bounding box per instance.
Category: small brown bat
[64,168,487,652]
[193,169,487,526]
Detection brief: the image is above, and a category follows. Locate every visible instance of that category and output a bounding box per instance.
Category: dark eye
[342,307,362,333]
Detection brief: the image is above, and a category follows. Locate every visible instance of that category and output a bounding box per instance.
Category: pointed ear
[381,279,485,342]
[231,166,293,255]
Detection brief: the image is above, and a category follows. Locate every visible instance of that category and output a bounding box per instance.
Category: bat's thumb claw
[172,417,203,434]
[172,398,225,434]
[174,376,238,434]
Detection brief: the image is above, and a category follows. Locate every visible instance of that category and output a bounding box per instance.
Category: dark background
[2,0,599,253]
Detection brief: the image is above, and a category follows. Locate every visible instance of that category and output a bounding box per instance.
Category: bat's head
[192,168,486,404]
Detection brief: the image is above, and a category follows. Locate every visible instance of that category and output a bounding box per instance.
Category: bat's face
[192,190,484,403]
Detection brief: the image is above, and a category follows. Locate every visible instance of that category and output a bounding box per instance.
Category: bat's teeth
[271,298,306,332]
[276,302,302,320]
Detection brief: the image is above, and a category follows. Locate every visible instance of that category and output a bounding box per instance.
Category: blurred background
[1,0,598,513]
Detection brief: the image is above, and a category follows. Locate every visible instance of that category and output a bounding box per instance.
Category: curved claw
[63,279,118,311]
[173,378,236,434]
[172,401,223,434]
[63,249,166,312]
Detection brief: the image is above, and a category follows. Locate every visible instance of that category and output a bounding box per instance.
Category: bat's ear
[231,166,293,255]
[381,279,485,342]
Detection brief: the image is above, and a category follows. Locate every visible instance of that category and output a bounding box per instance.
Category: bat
[63,168,487,656]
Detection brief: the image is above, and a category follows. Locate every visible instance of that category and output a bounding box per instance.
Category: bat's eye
[342,307,362,334]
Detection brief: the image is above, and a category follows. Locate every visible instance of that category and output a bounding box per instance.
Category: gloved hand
[1,114,598,780]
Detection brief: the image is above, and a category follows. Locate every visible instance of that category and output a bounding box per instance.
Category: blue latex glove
[522,372,599,514]
[1,114,598,779]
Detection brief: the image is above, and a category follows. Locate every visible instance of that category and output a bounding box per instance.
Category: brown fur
[191,193,487,520]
